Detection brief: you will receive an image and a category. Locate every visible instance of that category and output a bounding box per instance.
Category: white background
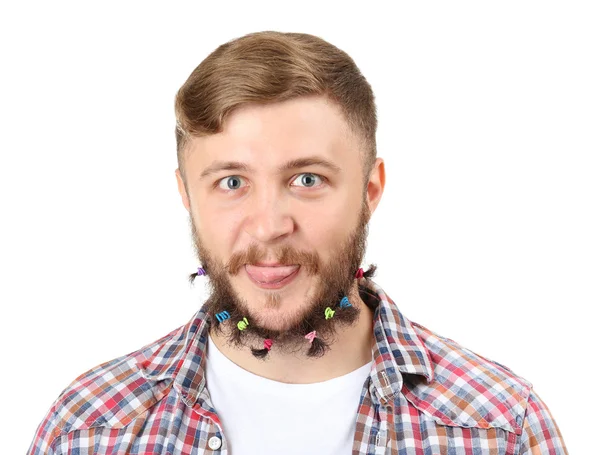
[1,1,597,453]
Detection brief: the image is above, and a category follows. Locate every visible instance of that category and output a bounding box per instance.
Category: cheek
[313,201,363,251]
[301,206,348,248]
[195,203,245,251]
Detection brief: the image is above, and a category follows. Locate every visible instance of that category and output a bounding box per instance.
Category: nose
[243,188,295,244]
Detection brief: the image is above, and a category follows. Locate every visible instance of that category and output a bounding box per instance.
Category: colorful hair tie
[216,311,230,323]
[324,307,335,320]
[250,338,273,359]
[305,331,317,343]
[339,296,352,308]
[237,317,249,331]
[355,268,364,279]
[197,266,207,276]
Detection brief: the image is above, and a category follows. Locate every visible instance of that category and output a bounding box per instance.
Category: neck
[208,281,374,384]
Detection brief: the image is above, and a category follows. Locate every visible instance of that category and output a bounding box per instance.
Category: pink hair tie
[305,331,317,343]
[355,268,364,279]
[264,339,273,351]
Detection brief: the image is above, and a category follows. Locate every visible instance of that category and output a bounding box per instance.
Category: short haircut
[174,31,378,185]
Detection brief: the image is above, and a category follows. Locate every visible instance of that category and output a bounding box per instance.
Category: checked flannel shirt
[29,278,568,454]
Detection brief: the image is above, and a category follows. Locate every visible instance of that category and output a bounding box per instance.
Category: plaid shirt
[28,279,568,454]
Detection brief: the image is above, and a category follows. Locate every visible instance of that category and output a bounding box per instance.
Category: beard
[189,200,371,358]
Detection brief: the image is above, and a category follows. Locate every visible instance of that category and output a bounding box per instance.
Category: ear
[175,168,191,213]
[366,158,386,215]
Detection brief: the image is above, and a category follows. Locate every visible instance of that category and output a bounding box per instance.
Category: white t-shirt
[206,335,373,455]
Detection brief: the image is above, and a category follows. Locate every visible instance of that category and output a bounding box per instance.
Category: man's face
[176,96,381,343]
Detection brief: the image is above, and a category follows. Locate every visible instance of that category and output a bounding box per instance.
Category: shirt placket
[183,386,230,455]
[373,420,389,455]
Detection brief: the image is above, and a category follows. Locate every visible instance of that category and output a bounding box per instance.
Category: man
[28,31,568,455]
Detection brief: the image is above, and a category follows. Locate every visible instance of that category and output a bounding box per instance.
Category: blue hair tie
[216,311,230,323]
[339,296,352,308]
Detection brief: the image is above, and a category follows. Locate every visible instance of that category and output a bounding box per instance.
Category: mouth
[245,264,301,289]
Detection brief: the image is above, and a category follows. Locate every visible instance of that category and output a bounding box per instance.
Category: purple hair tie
[197,267,207,276]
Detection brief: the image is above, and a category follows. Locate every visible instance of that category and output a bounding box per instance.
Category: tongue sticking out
[245,264,300,284]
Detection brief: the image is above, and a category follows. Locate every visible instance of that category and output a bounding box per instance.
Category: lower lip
[245,266,300,290]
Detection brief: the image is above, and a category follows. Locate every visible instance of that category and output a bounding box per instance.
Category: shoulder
[405,321,533,434]
[44,323,187,438]
[28,309,212,454]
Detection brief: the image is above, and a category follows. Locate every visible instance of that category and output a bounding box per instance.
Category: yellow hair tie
[237,317,249,331]
[324,307,335,320]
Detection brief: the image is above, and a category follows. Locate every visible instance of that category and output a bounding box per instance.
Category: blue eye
[217,176,247,191]
[291,173,323,188]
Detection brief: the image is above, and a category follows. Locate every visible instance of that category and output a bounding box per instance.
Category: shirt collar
[358,278,434,406]
[138,278,434,407]
[137,308,211,406]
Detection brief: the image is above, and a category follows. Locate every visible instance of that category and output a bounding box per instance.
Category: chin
[249,303,308,332]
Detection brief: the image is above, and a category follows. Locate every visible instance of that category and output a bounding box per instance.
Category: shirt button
[208,436,222,450]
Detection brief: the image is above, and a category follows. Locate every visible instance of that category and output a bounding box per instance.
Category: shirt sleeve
[518,388,569,454]
[27,400,59,455]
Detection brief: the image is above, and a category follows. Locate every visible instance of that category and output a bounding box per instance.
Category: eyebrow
[198,156,342,180]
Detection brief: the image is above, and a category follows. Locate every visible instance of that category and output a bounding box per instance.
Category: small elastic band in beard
[251,338,273,360]
[361,264,377,279]
[188,266,208,285]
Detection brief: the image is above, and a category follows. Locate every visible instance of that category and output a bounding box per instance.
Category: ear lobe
[175,168,191,212]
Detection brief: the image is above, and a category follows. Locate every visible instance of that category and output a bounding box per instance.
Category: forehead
[187,96,360,170]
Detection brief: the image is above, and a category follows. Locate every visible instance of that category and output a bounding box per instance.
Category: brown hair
[174,31,377,186]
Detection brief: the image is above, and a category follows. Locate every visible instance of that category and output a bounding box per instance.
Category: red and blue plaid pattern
[28,279,568,454]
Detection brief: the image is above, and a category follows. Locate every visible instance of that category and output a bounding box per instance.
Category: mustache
[225,243,320,275]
